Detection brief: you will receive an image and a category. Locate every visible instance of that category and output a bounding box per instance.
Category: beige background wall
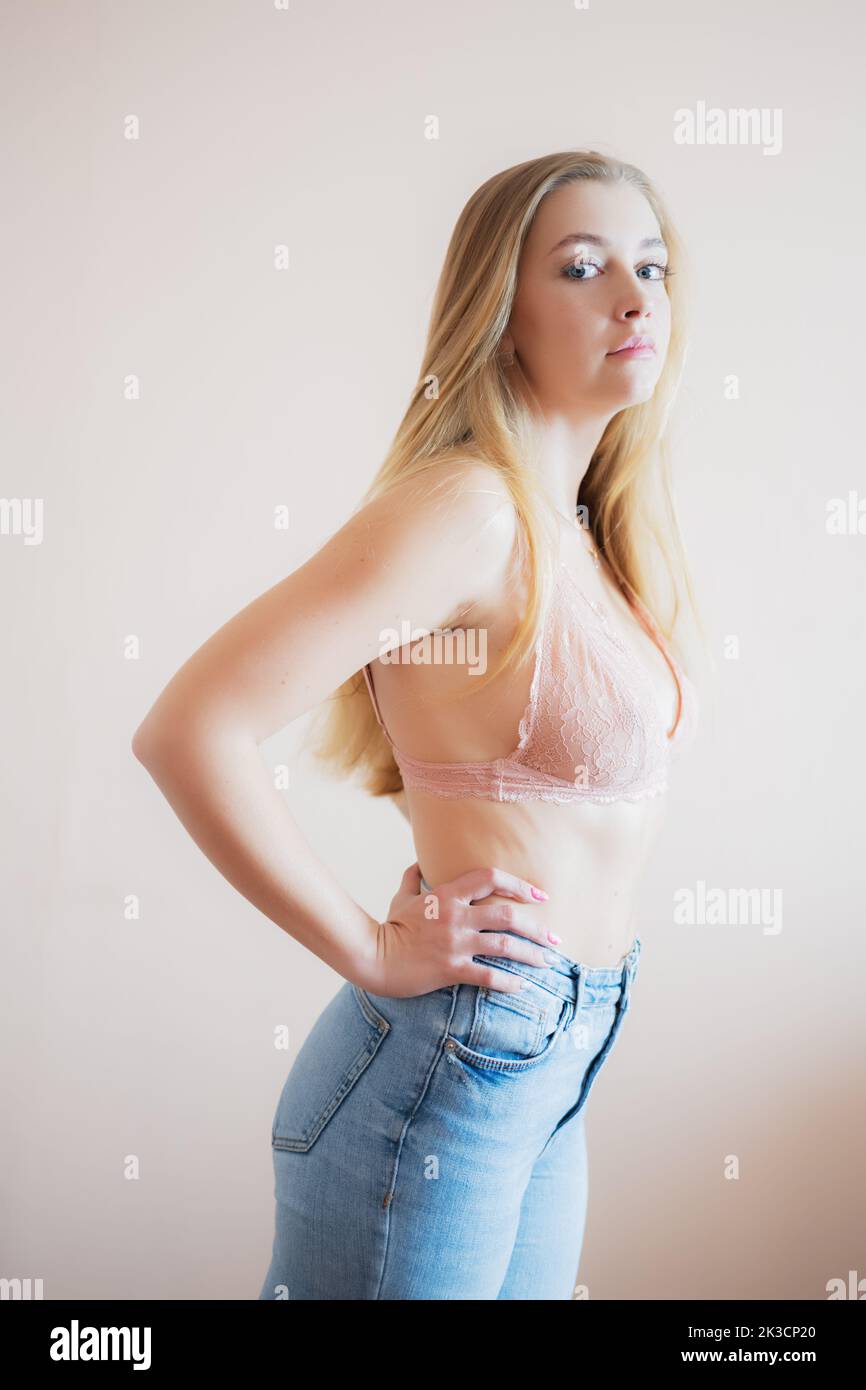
[2,0,864,1299]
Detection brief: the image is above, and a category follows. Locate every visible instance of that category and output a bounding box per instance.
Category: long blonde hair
[308,149,704,796]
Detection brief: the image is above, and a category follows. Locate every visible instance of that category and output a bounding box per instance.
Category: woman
[133,150,703,1300]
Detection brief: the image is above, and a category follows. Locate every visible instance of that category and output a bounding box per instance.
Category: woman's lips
[607,344,656,358]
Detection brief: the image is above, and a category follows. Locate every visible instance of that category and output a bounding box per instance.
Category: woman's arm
[131,463,516,988]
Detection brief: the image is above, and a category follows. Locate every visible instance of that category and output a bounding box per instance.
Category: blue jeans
[259,875,642,1300]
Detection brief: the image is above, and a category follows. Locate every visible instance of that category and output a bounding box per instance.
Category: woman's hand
[358,862,561,999]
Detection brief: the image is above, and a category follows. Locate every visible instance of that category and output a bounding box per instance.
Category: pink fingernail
[531,887,549,900]
[548,932,562,944]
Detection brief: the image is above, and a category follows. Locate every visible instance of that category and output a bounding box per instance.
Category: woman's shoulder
[360,453,524,655]
[374,452,519,589]
[380,450,515,522]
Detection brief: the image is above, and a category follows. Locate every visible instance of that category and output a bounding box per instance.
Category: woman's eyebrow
[547,232,668,255]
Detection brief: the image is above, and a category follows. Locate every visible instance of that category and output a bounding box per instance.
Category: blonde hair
[308,149,705,796]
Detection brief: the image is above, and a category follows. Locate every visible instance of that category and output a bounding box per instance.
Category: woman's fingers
[445,865,549,907]
[465,888,560,955]
[422,866,561,980]
[468,924,558,971]
[460,960,529,994]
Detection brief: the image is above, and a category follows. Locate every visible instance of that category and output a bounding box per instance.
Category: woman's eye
[638,262,670,280]
[562,258,601,281]
[562,258,672,282]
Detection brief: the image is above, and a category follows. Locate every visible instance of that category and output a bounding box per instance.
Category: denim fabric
[259,875,642,1300]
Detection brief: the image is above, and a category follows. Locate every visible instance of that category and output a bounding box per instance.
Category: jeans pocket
[447,970,570,1072]
[271,983,389,1153]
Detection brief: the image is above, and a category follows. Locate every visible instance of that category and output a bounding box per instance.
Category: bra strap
[362,663,396,748]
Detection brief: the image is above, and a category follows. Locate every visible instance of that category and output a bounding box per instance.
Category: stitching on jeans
[374,997,459,1300]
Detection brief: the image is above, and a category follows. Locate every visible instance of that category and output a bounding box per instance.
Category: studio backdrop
[2,0,864,1300]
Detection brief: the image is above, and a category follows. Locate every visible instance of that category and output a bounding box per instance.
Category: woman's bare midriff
[406,786,667,967]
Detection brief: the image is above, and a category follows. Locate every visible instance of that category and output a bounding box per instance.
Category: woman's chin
[610,377,660,409]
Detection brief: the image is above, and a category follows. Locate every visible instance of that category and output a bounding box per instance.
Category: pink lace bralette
[362,559,698,805]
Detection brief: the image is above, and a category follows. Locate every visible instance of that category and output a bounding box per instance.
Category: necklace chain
[574,510,601,571]
[554,503,602,571]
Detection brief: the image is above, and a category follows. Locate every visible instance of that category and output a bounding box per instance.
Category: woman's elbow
[131,701,199,768]
[132,699,251,771]
[131,715,175,768]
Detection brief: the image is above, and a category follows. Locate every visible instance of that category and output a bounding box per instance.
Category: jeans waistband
[418,873,642,1006]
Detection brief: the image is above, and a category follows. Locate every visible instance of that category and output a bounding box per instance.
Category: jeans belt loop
[574,963,585,1017]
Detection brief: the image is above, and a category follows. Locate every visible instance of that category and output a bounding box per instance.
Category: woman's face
[505,179,672,417]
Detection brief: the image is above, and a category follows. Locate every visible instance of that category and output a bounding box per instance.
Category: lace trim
[398,768,670,804]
